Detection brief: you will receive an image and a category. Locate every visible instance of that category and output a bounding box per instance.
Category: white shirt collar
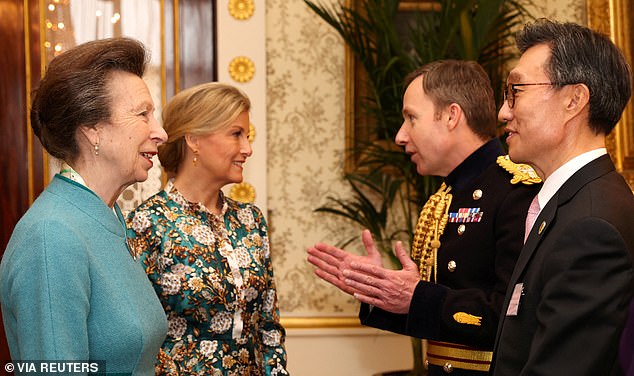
[536,148,607,210]
[60,161,89,187]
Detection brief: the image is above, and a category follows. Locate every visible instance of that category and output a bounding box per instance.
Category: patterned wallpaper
[524,0,587,23]
[265,0,360,314]
[265,0,588,316]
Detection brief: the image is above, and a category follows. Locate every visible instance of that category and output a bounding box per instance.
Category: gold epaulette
[496,155,542,185]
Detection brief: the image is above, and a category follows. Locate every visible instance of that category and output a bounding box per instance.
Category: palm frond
[306,0,530,246]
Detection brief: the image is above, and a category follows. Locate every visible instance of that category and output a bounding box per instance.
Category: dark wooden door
[0,0,45,361]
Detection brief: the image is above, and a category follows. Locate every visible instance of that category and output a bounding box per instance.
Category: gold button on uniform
[472,189,483,200]
[457,224,466,235]
[443,362,454,373]
[448,260,457,272]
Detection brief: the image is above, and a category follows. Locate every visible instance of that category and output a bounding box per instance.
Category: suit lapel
[508,155,615,285]
[508,199,556,285]
[492,155,616,362]
[553,155,615,205]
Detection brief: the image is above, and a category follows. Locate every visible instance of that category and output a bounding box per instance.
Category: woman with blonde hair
[127,82,288,375]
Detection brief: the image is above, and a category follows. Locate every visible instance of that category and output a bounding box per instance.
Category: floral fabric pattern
[127,186,288,376]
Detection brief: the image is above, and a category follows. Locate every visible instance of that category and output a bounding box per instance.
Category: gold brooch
[229,182,256,203]
[228,56,255,83]
[496,155,542,185]
[228,0,255,20]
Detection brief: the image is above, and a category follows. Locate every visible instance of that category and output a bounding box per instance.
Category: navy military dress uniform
[359,138,540,375]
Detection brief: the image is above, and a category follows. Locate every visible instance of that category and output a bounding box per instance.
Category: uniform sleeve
[522,218,632,375]
[2,220,90,360]
[359,303,414,335]
[405,183,536,347]
[252,207,289,376]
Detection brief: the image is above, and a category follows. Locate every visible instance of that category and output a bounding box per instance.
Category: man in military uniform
[307,60,540,375]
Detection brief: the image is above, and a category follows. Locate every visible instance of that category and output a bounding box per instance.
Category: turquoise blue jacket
[0,175,167,375]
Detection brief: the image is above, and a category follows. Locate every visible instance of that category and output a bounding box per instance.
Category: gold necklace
[411,183,453,283]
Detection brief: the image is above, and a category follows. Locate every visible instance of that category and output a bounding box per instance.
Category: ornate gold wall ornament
[248,123,256,143]
[453,312,482,326]
[228,56,255,83]
[228,0,255,20]
[229,182,256,203]
[411,183,453,283]
[496,155,542,185]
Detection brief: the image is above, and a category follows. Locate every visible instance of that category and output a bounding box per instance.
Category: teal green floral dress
[126,184,288,376]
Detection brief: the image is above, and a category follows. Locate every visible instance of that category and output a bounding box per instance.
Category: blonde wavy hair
[158,82,251,175]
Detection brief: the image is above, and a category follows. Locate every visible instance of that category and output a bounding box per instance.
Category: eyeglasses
[504,82,558,109]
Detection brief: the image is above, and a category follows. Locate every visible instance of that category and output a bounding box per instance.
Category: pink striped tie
[524,195,540,243]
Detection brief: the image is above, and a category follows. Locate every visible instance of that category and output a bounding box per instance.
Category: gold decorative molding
[398,1,441,12]
[29,0,39,203]
[173,0,181,93]
[228,0,255,20]
[344,22,356,173]
[343,1,440,173]
[587,0,634,188]
[281,316,361,329]
[586,0,610,34]
[248,123,256,143]
[229,182,256,203]
[228,56,255,83]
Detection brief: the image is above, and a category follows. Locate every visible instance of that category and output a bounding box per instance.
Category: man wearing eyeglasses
[491,19,634,375]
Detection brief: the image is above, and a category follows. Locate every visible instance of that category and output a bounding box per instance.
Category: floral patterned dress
[126,184,288,376]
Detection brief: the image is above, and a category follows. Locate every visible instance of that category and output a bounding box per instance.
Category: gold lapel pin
[538,221,546,235]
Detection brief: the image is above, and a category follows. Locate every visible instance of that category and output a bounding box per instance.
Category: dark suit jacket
[359,139,539,376]
[492,155,634,376]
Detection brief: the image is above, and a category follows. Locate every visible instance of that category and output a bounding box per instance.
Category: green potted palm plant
[305,0,530,375]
